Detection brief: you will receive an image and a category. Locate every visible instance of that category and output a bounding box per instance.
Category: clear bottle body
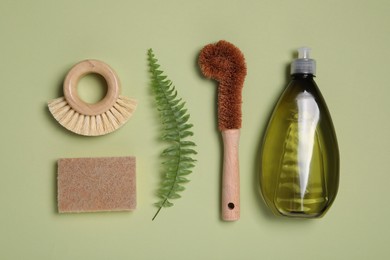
[260,74,339,218]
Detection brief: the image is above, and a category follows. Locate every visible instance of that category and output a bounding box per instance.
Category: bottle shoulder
[279,75,331,118]
[286,75,320,94]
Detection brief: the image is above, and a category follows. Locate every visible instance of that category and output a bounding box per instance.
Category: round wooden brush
[48,60,137,136]
[198,40,247,221]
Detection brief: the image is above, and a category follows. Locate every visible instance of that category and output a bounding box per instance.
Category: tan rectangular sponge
[57,156,136,213]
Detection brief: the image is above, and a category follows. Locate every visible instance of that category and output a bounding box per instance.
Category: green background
[1,0,389,259]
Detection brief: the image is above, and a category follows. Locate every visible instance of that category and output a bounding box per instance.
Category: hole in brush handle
[222,201,240,221]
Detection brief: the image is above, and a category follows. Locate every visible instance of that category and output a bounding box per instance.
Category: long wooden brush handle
[221,129,240,221]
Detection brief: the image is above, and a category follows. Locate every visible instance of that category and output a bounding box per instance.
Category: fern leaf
[148,49,197,221]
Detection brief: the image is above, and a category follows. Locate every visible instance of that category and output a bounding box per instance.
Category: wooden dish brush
[199,40,247,221]
[48,60,137,136]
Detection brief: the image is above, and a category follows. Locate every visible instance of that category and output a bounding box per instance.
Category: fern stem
[152,202,164,221]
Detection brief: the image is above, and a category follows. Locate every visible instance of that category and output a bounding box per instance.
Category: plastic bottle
[260,47,339,218]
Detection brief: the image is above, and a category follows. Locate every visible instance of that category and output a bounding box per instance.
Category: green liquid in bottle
[260,48,339,218]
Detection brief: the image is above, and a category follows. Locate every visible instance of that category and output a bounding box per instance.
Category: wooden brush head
[198,40,247,130]
[48,60,138,136]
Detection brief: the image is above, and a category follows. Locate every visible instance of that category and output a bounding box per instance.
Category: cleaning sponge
[57,156,136,213]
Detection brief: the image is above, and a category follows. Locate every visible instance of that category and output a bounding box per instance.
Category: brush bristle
[198,40,247,130]
[48,96,137,136]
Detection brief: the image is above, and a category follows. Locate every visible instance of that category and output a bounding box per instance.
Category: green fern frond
[147,49,197,221]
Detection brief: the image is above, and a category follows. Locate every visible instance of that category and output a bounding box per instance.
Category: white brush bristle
[48,96,137,136]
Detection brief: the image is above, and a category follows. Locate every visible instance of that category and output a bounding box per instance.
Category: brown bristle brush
[198,40,247,221]
[48,60,137,136]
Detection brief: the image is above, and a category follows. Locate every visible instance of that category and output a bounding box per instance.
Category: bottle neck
[291,73,315,80]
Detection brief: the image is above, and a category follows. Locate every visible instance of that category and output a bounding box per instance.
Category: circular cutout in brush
[198,40,247,221]
[48,60,137,136]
